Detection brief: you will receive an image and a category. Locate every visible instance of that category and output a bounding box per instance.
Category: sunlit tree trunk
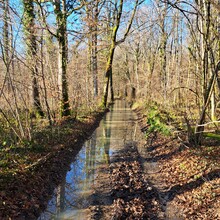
[40,30,52,125]
[86,9,92,103]
[54,0,70,117]
[133,38,141,93]
[158,2,168,101]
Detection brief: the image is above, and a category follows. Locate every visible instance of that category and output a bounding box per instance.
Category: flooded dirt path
[38,101,142,219]
[38,101,167,219]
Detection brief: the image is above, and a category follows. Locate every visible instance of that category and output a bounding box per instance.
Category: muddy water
[38,100,138,220]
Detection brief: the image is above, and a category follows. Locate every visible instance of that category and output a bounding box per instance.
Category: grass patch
[204,133,220,140]
[145,106,171,136]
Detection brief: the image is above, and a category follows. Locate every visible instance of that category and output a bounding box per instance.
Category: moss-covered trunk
[101,0,123,107]
[101,0,140,107]
[54,0,70,117]
[102,46,115,107]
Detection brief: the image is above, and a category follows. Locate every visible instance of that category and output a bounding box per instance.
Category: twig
[197,121,220,127]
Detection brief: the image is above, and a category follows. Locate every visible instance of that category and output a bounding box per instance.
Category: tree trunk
[157,1,168,101]
[92,1,99,97]
[102,46,115,107]
[102,0,123,107]
[58,37,70,116]
[54,0,70,117]
[102,0,140,107]
[161,27,167,100]
[40,30,52,125]
[102,70,110,107]
[135,41,140,92]
[3,0,10,92]
[195,61,220,145]
[23,0,44,117]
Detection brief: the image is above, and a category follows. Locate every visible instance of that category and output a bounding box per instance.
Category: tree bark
[3,0,10,92]
[23,0,44,117]
[92,1,99,97]
[54,0,70,117]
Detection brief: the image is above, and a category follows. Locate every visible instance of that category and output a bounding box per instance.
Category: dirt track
[88,109,220,220]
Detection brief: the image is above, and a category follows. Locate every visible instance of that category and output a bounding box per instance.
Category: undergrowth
[146,106,171,136]
[133,101,173,137]
[0,106,105,188]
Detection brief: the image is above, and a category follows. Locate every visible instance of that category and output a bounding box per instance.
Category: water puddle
[38,100,138,220]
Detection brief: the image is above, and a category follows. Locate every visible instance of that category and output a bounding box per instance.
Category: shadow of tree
[202,138,220,147]
[164,169,220,202]
[147,139,172,152]
[88,191,113,206]
[144,145,185,162]
[110,142,140,164]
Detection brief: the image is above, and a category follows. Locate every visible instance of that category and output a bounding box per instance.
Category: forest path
[39,100,183,219]
[88,103,179,219]
[39,100,159,219]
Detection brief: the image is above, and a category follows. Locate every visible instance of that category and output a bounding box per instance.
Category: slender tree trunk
[92,1,99,97]
[102,71,110,107]
[86,0,99,98]
[40,30,52,125]
[161,28,167,100]
[158,1,168,101]
[3,0,11,92]
[134,41,140,92]
[23,0,44,117]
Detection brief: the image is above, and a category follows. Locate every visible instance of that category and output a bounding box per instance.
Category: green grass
[204,133,220,140]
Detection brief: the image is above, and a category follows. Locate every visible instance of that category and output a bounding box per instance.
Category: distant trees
[85,0,99,98]
[161,0,220,144]
[102,0,141,107]
[1,0,143,122]
[0,0,219,144]
[110,0,220,144]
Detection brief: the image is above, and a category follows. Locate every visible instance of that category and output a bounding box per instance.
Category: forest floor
[0,109,107,219]
[88,108,220,220]
[0,104,220,219]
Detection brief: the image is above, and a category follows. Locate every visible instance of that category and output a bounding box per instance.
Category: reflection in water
[38,100,137,220]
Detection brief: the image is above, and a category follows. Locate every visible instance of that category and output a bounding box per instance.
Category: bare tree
[102,0,141,107]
